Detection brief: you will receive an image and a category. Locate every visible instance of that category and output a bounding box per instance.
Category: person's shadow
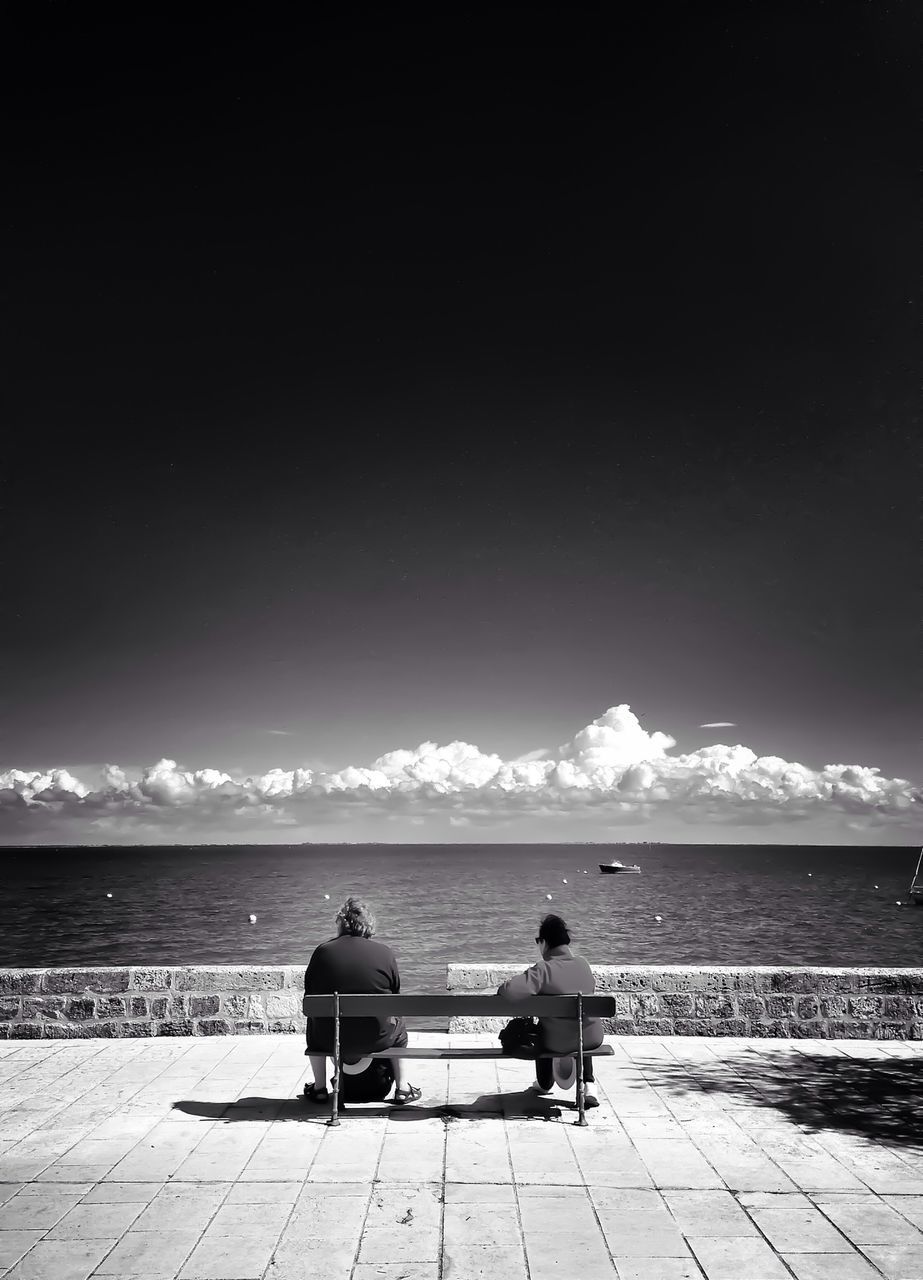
[172,1088,568,1124]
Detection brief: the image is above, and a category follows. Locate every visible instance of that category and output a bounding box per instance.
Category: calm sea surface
[1,845,920,988]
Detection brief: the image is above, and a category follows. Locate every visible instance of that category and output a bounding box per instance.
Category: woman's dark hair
[538,914,571,948]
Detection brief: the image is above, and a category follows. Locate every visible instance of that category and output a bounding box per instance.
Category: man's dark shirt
[303,934,403,1054]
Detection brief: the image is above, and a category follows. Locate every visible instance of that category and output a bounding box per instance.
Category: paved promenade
[1,1034,922,1280]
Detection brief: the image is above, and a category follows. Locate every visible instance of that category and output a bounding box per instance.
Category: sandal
[392,1084,422,1106]
[302,1083,329,1104]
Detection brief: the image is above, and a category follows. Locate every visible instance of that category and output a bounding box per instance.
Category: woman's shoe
[392,1084,422,1105]
[302,1082,329,1104]
[582,1091,599,1109]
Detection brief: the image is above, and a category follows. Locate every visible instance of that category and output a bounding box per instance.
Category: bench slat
[301,994,616,1018]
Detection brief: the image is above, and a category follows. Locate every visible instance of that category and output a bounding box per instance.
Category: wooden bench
[301,993,616,1126]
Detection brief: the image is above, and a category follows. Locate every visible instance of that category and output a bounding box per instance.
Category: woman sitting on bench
[497,913,602,1108]
[303,896,422,1106]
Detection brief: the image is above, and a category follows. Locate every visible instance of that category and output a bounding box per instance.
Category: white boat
[599,859,641,875]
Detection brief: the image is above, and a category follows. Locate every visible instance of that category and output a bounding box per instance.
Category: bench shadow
[172,1088,568,1124]
[642,1051,923,1148]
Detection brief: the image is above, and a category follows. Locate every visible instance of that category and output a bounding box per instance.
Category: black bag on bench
[498,1016,540,1056]
[340,1058,395,1102]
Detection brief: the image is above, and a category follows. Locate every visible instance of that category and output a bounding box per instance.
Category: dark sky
[2,6,919,809]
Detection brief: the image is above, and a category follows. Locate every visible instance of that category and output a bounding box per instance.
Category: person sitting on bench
[497,913,602,1108]
[303,896,422,1106]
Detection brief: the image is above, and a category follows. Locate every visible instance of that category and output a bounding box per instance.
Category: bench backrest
[301,993,616,1018]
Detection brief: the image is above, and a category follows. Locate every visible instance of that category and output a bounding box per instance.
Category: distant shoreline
[0,841,918,851]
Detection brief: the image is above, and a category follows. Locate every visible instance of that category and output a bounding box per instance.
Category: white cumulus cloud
[700,721,737,728]
[0,704,918,840]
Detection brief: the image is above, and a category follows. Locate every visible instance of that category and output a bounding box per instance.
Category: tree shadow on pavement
[643,1051,923,1148]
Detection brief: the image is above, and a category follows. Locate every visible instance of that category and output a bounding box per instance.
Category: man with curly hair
[303,896,421,1105]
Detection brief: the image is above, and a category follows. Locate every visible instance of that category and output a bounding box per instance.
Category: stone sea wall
[447,965,923,1040]
[1,964,921,1039]
[0,967,306,1039]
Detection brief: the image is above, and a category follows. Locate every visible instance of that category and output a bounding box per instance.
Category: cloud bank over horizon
[0,706,918,843]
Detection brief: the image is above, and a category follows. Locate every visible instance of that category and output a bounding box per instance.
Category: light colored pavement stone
[4,1238,118,1280]
[0,1034,921,1279]
[781,1253,884,1279]
[859,1242,923,1278]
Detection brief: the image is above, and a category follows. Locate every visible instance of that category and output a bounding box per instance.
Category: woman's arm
[497,961,547,1001]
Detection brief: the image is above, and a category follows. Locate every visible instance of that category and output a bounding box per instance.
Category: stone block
[129,996,148,1017]
[738,996,766,1019]
[173,967,285,992]
[42,968,130,995]
[694,994,736,1019]
[96,997,126,1018]
[150,997,168,1018]
[874,1023,910,1040]
[849,996,883,1019]
[64,998,95,1021]
[156,1019,195,1036]
[635,1019,675,1035]
[0,1024,9,1038]
[765,995,796,1018]
[197,1018,234,1035]
[660,993,695,1017]
[827,1021,874,1039]
[796,996,819,1020]
[750,1020,789,1037]
[603,1019,637,1035]
[881,996,914,1019]
[0,970,43,995]
[234,1020,268,1035]
[613,993,633,1018]
[633,994,662,1018]
[43,1022,89,1039]
[265,992,299,1020]
[168,995,188,1017]
[674,1018,747,1036]
[815,972,859,994]
[116,1021,155,1037]
[267,1019,301,1033]
[189,995,220,1017]
[23,997,67,1021]
[820,996,848,1018]
[129,967,172,991]
[0,998,20,1020]
[284,966,306,989]
[790,1021,824,1038]
[10,1023,43,1038]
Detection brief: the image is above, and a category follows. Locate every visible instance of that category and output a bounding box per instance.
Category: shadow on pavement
[643,1051,923,1148]
[172,1088,567,1124]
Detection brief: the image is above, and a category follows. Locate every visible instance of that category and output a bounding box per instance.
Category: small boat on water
[599,859,641,875]
[910,848,923,906]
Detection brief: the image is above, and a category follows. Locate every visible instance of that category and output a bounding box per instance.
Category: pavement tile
[860,1242,923,1278]
[781,1253,884,1279]
[0,1183,27,1205]
[92,1229,199,1275]
[614,1262,703,1280]
[285,1195,368,1238]
[518,1195,599,1234]
[443,1201,520,1248]
[268,1240,356,1279]
[0,1231,43,1271]
[595,1209,690,1257]
[224,1180,301,1204]
[523,1235,616,1279]
[82,1181,163,1203]
[130,1194,226,1234]
[357,1225,442,1264]
[0,1190,84,1230]
[746,1204,855,1252]
[440,1245,527,1278]
[663,1189,759,1236]
[353,1267,440,1280]
[46,1201,144,1239]
[206,1200,292,1235]
[3,1238,118,1280]
[631,1139,723,1189]
[884,1196,923,1232]
[444,1181,517,1203]
[816,1196,923,1246]
[178,1231,277,1278]
[588,1187,664,1211]
[688,1235,794,1279]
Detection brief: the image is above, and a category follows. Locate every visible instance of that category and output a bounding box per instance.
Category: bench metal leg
[328,992,341,1127]
[574,993,587,1127]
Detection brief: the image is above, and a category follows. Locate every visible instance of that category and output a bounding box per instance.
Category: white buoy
[546,894,553,900]
[106,892,113,899]
[874,884,879,890]
[562,878,567,884]
[248,913,257,924]
[896,901,902,907]
[808,873,812,878]
[654,915,663,923]
[323,894,330,900]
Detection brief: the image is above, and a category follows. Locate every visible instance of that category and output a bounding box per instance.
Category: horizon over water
[3,844,921,985]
